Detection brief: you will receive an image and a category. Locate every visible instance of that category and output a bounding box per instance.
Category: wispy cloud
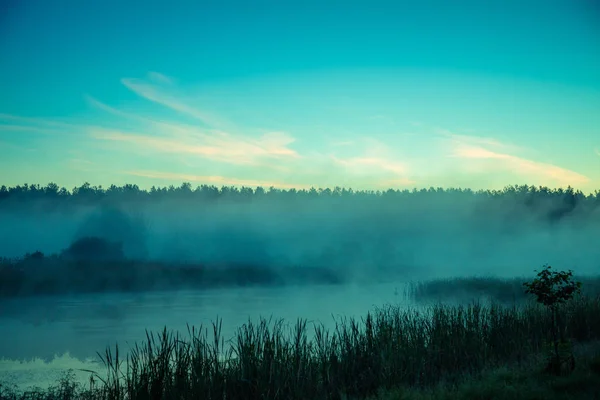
[84,75,303,170]
[326,137,413,185]
[595,148,600,157]
[2,73,421,189]
[91,127,300,168]
[120,77,221,127]
[330,156,407,176]
[435,128,522,152]
[147,72,174,85]
[124,170,309,189]
[450,141,589,186]
[0,113,101,137]
[17,73,594,191]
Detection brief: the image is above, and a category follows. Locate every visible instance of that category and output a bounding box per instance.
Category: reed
[3,292,600,399]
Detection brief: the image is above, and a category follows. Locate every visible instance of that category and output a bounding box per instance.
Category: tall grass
[406,275,600,305]
[4,292,599,400]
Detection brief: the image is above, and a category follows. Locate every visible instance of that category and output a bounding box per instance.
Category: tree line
[1,182,598,203]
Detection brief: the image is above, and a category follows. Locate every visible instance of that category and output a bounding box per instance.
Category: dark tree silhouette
[0,182,598,226]
[61,237,125,263]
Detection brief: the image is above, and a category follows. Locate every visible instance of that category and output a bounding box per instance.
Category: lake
[0,281,412,390]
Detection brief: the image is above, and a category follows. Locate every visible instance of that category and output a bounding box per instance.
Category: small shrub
[523,265,582,375]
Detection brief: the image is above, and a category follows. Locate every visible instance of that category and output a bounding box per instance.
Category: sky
[0,0,599,193]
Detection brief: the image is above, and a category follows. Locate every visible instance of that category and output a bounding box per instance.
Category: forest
[1,182,599,212]
[1,182,599,298]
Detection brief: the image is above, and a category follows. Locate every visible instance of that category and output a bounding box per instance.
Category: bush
[61,236,125,263]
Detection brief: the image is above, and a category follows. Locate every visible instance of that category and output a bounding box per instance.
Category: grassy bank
[372,340,600,400]
[2,287,600,399]
[406,275,600,305]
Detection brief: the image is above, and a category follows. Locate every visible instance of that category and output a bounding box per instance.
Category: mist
[1,183,599,294]
[1,182,600,392]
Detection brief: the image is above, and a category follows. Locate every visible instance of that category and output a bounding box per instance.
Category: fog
[1,184,599,284]
[1,184,599,390]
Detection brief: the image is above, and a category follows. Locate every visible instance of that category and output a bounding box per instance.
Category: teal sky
[1,0,599,192]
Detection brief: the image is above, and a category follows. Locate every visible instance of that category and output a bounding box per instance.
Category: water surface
[0,282,411,390]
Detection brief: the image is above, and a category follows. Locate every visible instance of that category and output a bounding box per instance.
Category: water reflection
[0,282,411,389]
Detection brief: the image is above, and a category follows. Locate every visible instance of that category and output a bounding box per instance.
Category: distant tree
[61,237,125,263]
[24,250,44,261]
[0,181,599,226]
[523,265,582,375]
[44,183,59,196]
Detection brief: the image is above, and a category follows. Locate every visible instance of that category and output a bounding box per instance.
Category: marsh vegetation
[1,183,599,399]
[1,274,599,399]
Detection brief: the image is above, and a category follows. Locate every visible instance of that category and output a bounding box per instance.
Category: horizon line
[0,181,598,195]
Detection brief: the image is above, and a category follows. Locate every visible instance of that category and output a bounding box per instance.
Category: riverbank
[372,340,600,400]
[2,288,599,399]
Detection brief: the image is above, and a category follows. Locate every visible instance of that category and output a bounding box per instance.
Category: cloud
[124,170,309,189]
[3,73,420,189]
[85,96,218,143]
[595,148,600,157]
[450,141,589,186]
[87,76,302,170]
[91,127,300,168]
[2,73,417,189]
[0,114,89,134]
[120,78,221,127]
[0,113,105,147]
[84,95,133,119]
[326,136,413,183]
[330,156,407,176]
[435,128,522,152]
[428,127,590,188]
[147,72,174,85]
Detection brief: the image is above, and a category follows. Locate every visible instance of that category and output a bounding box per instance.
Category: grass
[371,342,600,400]
[406,275,600,305]
[373,339,600,400]
[2,287,600,399]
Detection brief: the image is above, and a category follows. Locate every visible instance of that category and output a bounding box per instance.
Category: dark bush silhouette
[61,236,125,263]
[523,265,582,375]
[75,206,148,259]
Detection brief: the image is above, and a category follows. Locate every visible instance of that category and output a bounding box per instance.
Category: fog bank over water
[1,184,599,282]
[1,184,599,392]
